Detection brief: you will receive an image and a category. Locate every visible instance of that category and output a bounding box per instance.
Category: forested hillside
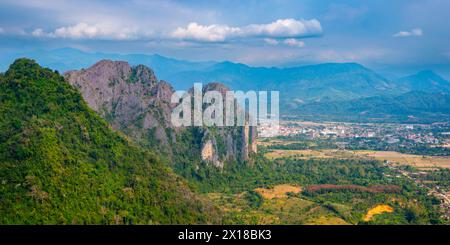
[0,59,220,224]
[294,91,450,123]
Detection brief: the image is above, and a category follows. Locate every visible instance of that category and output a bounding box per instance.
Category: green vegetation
[0,58,446,225]
[175,151,445,224]
[181,154,390,193]
[295,91,450,124]
[0,59,219,224]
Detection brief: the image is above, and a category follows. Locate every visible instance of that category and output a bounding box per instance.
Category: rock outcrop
[65,60,175,155]
[195,82,257,165]
[65,60,256,168]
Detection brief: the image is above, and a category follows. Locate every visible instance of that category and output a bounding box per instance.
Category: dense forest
[0,59,220,224]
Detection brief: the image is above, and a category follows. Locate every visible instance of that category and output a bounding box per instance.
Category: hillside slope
[295,91,450,123]
[395,70,450,93]
[0,59,220,224]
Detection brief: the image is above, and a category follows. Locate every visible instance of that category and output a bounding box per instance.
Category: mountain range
[2,48,450,123]
[0,48,214,80]
[295,91,450,123]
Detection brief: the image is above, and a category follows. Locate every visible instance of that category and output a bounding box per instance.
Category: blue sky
[0,0,449,77]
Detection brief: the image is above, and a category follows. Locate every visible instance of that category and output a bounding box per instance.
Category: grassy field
[354,150,450,170]
[257,140,292,147]
[215,138,447,224]
[264,148,450,169]
[204,185,352,225]
[264,149,354,160]
[305,215,350,225]
[204,181,429,224]
[205,183,409,224]
[363,204,394,221]
[254,184,302,199]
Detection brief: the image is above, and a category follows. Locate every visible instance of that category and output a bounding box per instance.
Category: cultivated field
[304,184,401,194]
[354,150,450,170]
[264,149,355,160]
[257,140,297,147]
[254,184,302,199]
[205,186,351,225]
[264,148,450,169]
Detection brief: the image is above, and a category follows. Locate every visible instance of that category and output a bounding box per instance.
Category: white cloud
[171,22,240,42]
[171,18,322,42]
[0,27,4,34]
[244,18,322,38]
[264,38,279,45]
[264,38,305,48]
[31,22,144,40]
[283,38,305,48]
[393,28,423,37]
[27,18,322,44]
[31,28,45,37]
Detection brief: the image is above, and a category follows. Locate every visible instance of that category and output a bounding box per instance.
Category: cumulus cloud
[393,28,423,37]
[171,18,322,42]
[264,38,279,45]
[244,18,322,38]
[171,22,240,42]
[27,18,322,44]
[31,28,45,37]
[31,22,144,40]
[264,38,305,48]
[283,38,305,48]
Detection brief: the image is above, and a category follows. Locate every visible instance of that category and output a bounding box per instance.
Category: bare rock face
[65,60,256,169]
[65,60,171,128]
[65,60,175,160]
[197,83,257,166]
[201,139,222,168]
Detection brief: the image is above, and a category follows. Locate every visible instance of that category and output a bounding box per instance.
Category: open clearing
[264,148,450,169]
[363,204,394,221]
[264,149,355,160]
[255,184,302,199]
[305,184,400,193]
[354,150,450,169]
[205,191,351,225]
[257,140,294,147]
[306,216,350,225]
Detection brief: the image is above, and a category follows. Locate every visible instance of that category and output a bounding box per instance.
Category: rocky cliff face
[65,60,256,168]
[65,60,175,155]
[194,82,257,166]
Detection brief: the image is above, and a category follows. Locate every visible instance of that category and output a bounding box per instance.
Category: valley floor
[235,135,450,224]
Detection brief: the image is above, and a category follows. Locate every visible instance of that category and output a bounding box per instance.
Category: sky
[0,0,449,77]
